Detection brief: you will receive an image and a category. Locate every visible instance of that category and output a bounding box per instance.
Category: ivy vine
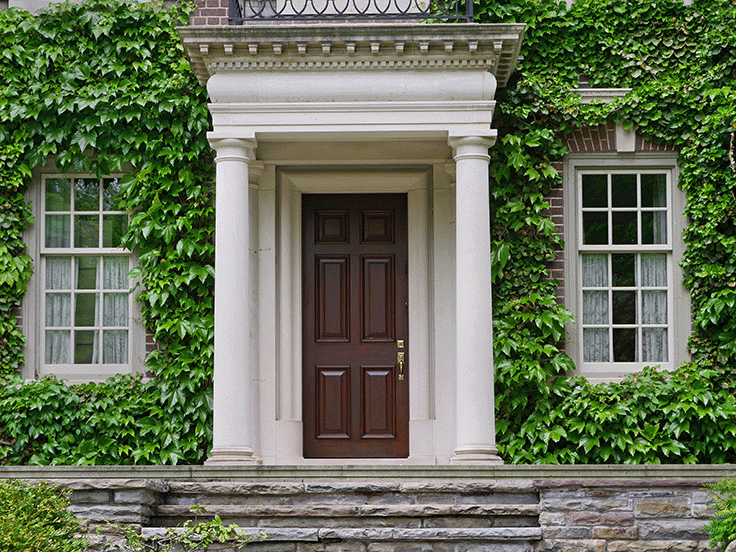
[482,0,736,462]
[0,0,734,465]
[0,0,214,464]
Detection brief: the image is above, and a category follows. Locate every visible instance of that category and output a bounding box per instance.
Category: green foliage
[704,479,736,551]
[0,0,214,464]
[111,507,267,551]
[478,0,736,463]
[0,0,735,466]
[0,480,87,552]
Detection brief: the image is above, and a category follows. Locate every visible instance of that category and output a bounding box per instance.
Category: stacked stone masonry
[17,475,719,552]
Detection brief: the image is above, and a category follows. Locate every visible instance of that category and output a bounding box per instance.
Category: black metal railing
[228,0,473,23]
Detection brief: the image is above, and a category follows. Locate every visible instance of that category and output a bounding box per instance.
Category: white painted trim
[262,167,437,464]
[564,152,690,380]
[23,166,145,382]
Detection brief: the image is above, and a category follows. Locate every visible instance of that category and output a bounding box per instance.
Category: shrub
[0,480,87,552]
[704,479,736,551]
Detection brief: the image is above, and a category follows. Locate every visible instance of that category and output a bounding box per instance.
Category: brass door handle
[397,352,405,381]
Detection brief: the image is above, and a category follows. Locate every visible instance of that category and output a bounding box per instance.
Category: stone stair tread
[163,480,538,495]
[156,503,540,517]
[141,526,543,542]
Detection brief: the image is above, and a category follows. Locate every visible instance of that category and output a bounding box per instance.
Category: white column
[207,137,258,465]
[449,135,503,465]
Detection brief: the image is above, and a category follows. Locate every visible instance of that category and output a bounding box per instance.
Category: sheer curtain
[641,254,668,362]
[102,257,129,364]
[582,254,609,362]
[45,257,71,364]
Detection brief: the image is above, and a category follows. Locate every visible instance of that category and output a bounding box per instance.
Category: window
[24,170,144,381]
[565,154,690,379]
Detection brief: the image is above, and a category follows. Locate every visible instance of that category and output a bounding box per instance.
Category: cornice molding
[178,23,525,87]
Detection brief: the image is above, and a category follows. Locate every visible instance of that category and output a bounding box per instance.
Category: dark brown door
[303,193,409,458]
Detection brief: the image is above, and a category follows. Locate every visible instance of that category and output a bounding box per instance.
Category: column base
[205,446,260,466]
[450,445,504,465]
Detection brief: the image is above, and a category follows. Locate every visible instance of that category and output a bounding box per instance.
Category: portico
[179,23,524,465]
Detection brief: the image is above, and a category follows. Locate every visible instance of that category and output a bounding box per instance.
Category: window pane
[75,215,99,247]
[46,330,70,364]
[584,328,609,362]
[641,174,667,208]
[75,293,98,327]
[611,174,637,207]
[642,211,667,244]
[613,328,637,362]
[582,254,608,287]
[642,290,667,324]
[612,290,636,324]
[46,257,71,289]
[46,293,71,327]
[612,254,635,287]
[45,215,70,248]
[103,178,123,211]
[75,256,99,289]
[641,254,667,287]
[75,330,99,364]
[583,291,608,324]
[582,174,607,208]
[103,257,129,289]
[74,178,100,211]
[612,211,637,244]
[103,330,128,364]
[583,212,608,245]
[45,178,71,211]
[103,293,128,326]
[103,214,128,247]
[642,328,668,362]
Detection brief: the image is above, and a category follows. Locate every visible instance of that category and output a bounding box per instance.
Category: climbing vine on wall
[0,0,735,464]
[0,0,214,464]
[480,0,736,463]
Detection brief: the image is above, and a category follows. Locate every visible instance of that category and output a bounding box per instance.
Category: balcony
[227,0,473,23]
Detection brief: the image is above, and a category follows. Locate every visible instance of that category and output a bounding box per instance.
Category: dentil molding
[178,23,525,87]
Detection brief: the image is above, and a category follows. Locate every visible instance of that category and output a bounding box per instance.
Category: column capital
[448,134,496,163]
[209,137,258,164]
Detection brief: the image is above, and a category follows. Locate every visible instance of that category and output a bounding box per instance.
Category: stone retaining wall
[537,479,715,552]
[2,466,729,552]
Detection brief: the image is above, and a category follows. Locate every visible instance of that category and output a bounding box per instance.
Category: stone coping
[0,464,734,481]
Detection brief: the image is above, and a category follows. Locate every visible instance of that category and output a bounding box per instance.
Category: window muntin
[41,176,131,372]
[578,170,673,368]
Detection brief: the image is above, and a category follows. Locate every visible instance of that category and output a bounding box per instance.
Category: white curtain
[102,257,129,364]
[582,254,609,362]
[45,257,71,364]
[641,253,668,362]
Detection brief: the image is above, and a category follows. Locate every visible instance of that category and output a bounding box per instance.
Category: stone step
[154,502,540,528]
[141,526,543,542]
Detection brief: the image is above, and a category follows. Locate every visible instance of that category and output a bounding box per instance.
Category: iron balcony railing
[228,0,473,23]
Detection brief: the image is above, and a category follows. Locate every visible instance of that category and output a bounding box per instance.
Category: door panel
[303,193,409,458]
[316,256,350,342]
[361,256,394,342]
[317,367,350,439]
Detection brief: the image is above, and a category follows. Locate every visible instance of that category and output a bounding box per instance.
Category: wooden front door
[303,193,409,458]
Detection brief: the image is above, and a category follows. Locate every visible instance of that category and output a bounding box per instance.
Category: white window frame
[564,153,690,381]
[23,162,145,382]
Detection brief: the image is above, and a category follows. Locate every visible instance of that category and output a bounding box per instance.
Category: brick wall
[190,0,230,26]
[544,120,678,307]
